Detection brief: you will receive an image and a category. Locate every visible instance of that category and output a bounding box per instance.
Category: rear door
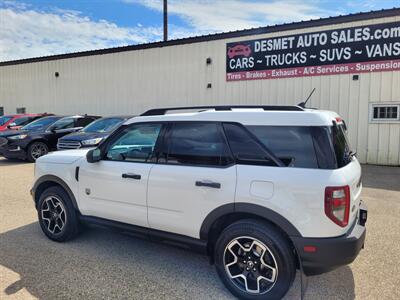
[147,122,236,239]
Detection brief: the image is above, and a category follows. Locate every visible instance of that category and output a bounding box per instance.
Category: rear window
[331,124,352,168]
[247,126,318,168]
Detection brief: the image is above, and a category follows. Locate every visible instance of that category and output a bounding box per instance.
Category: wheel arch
[27,138,49,150]
[32,175,79,211]
[200,203,302,259]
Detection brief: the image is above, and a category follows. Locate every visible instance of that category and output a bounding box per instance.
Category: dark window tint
[332,124,352,168]
[106,123,161,162]
[247,126,318,168]
[76,117,96,127]
[223,123,276,166]
[311,127,336,169]
[163,123,232,166]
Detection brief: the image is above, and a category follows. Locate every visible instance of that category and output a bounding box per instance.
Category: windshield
[0,116,13,126]
[22,116,60,131]
[83,117,123,133]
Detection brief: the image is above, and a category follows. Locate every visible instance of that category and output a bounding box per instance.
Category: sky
[0,0,398,62]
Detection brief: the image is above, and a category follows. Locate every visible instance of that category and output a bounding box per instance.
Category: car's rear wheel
[38,186,80,242]
[27,141,48,162]
[215,220,296,300]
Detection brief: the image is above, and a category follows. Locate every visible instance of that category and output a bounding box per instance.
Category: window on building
[0,107,4,116]
[371,104,400,122]
[16,107,26,114]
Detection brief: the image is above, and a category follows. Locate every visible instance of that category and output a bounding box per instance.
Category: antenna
[298,88,316,108]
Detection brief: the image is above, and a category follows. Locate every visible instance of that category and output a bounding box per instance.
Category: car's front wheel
[27,141,48,162]
[215,220,296,300]
[38,186,80,242]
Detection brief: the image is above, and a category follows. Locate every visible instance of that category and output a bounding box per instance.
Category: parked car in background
[0,115,100,162]
[0,113,52,132]
[57,116,132,150]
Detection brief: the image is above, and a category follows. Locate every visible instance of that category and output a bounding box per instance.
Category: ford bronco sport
[31,105,367,299]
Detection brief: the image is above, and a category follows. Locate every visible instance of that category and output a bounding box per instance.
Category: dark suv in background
[57,116,132,150]
[0,115,99,161]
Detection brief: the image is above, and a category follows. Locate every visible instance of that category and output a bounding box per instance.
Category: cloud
[129,0,335,32]
[0,1,163,61]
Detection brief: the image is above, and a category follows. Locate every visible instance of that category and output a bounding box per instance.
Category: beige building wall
[0,14,399,165]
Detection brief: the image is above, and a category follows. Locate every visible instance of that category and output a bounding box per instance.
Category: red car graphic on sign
[227,44,251,59]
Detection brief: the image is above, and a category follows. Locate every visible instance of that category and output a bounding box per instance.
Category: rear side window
[223,123,276,166]
[246,126,318,168]
[162,123,233,167]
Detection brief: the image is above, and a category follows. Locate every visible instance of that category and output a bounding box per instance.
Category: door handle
[195,181,221,189]
[122,173,141,180]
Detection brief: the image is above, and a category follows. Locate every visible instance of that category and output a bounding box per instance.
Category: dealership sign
[226,22,400,81]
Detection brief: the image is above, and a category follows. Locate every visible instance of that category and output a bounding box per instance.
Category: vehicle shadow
[361,164,400,192]
[0,158,30,166]
[0,223,355,299]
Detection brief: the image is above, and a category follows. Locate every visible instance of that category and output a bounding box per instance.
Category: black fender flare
[32,175,79,210]
[199,202,302,240]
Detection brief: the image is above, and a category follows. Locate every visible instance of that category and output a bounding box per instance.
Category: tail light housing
[325,186,350,227]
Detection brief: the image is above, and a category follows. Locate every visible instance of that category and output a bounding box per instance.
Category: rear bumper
[292,202,367,276]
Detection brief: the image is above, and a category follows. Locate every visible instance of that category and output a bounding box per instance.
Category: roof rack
[140,105,304,116]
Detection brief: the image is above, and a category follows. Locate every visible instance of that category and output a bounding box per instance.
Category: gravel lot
[1,158,399,299]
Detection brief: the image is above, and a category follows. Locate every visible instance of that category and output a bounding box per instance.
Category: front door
[147,122,237,239]
[78,123,163,227]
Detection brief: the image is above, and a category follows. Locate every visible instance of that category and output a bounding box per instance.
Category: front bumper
[0,144,28,159]
[292,201,367,276]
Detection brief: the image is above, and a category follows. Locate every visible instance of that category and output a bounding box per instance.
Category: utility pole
[163,0,168,41]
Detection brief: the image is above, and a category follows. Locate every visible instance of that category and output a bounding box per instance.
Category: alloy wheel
[31,143,47,160]
[223,236,278,295]
[41,196,67,235]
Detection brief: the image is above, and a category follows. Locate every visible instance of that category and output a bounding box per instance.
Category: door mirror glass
[87,148,102,163]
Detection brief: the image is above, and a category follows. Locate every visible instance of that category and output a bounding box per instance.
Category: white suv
[31,105,367,300]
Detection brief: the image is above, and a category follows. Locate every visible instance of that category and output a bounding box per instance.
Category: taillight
[325,186,350,227]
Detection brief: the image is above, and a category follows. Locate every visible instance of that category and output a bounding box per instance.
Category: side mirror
[86,148,102,163]
[7,123,16,129]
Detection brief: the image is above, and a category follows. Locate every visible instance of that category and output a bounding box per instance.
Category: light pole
[163,0,168,41]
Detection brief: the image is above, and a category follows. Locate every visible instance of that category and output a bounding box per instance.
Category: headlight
[81,137,103,146]
[8,134,28,140]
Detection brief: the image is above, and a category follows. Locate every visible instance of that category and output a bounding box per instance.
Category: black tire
[37,186,80,242]
[214,220,296,300]
[27,141,49,162]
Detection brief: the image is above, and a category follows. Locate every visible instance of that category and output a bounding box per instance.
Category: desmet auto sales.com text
[250,26,400,67]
